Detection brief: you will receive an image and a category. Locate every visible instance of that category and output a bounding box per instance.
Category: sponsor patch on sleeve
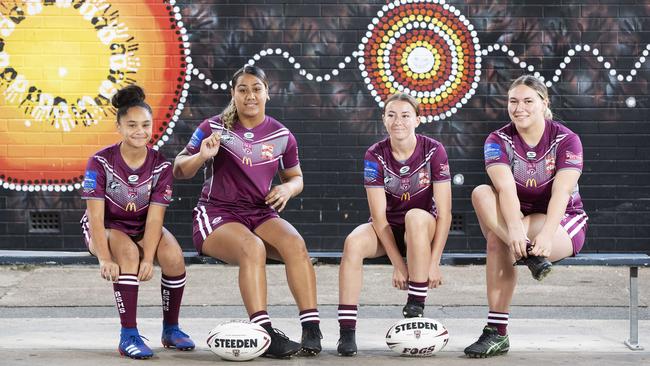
[484,143,502,161]
[565,150,582,165]
[83,170,97,190]
[439,163,450,177]
[364,160,380,182]
[188,128,205,149]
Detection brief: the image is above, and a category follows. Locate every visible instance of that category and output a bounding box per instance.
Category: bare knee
[239,236,266,265]
[486,231,506,254]
[472,185,495,208]
[404,208,431,229]
[281,235,310,263]
[112,241,140,268]
[157,241,184,272]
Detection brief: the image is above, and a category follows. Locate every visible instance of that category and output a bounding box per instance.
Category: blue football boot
[161,324,195,351]
[118,327,153,359]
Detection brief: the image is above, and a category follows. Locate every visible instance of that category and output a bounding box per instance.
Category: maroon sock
[407,280,428,304]
[299,308,320,327]
[250,310,272,328]
[488,311,509,336]
[113,274,139,328]
[338,304,358,330]
[161,272,186,326]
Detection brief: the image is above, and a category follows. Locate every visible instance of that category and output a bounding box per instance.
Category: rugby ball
[207,320,271,361]
[385,318,449,357]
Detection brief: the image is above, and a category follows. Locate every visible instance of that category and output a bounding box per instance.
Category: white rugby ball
[385,318,449,357]
[207,320,271,361]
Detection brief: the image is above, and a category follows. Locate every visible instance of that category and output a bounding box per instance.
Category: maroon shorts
[192,204,279,254]
[560,212,588,255]
[390,225,407,257]
[80,214,143,254]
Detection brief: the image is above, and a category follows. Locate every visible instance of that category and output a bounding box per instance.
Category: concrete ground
[0,264,648,365]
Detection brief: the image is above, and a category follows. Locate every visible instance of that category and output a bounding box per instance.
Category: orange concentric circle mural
[359,0,481,122]
[0,0,187,192]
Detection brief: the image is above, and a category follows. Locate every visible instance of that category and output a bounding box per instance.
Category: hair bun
[111,85,146,109]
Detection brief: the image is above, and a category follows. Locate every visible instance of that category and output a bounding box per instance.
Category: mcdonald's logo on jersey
[401,192,410,201]
[525,178,537,188]
[242,156,253,167]
[125,202,137,212]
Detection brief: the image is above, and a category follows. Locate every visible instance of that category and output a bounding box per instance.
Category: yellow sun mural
[0,0,186,190]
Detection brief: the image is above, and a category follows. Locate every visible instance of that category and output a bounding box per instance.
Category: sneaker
[261,326,301,359]
[402,301,424,318]
[118,328,153,359]
[161,324,195,351]
[516,255,552,281]
[299,323,322,356]
[337,328,357,357]
[464,326,510,358]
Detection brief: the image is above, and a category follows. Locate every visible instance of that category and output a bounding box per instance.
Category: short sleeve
[363,150,384,188]
[81,156,106,200]
[556,134,583,172]
[150,156,173,206]
[280,133,300,170]
[430,143,451,182]
[484,133,509,168]
[185,119,213,156]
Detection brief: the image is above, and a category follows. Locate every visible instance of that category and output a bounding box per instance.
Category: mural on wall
[2,0,647,193]
[0,0,186,192]
[0,0,648,251]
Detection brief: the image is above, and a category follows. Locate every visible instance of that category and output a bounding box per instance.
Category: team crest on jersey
[163,185,172,201]
[418,171,430,188]
[565,151,582,165]
[127,188,137,199]
[261,143,275,160]
[400,177,410,191]
[545,155,556,173]
[399,166,410,175]
[243,142,253,155]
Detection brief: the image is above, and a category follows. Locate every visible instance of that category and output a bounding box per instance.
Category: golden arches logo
[242,156,253,167]
[401,192,410,201]
[525,178,537,188]
[125,202,137,212]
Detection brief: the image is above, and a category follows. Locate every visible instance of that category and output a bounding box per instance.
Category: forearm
[89,216,110,261]
[498,189,524,231]
[430,211,451,264]
[371,219,404,267]
[141,216,163,262]
[541,191,571,235]
[173,153,207,179]
[282,175,303,197]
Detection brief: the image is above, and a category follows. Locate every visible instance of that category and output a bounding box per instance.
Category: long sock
[488,311,509,336]
[407,280,428,304]
[299,308,320,327]
[161,272,186,326]
[114,274,139,328]
[250,310,272,328]
[337,304,358,330]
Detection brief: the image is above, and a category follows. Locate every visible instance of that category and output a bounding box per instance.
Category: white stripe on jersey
[152,162,171,175]
[257,128,289,143]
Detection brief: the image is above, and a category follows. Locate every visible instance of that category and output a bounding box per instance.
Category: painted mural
[0,0,648,251]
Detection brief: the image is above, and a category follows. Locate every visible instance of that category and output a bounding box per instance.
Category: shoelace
[269,328,290,341]
[123,334,149,350]
[476,329,495,344]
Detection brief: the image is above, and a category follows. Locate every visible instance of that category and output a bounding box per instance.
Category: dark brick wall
[0,0,648,253]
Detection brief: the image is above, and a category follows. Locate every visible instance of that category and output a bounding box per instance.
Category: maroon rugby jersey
[484,119,585,215]
[364,135,450,227]
[81,144,173,235]
[185,115,299,209]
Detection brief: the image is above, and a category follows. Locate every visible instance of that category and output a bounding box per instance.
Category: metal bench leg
[624,266,643,350]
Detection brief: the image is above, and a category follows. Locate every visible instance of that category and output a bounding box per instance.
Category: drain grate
[450,213,465,234]
[28,211,61,233]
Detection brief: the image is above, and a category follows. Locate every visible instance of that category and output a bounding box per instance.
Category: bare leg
[404,209,436,282]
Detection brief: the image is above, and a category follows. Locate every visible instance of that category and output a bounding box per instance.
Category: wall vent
[28,211,61,233]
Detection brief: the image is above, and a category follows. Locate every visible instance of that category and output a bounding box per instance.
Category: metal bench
[1,250,648,349]
[312,251,650,351]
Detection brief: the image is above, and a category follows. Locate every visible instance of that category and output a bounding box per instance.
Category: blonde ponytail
[544,106,553,121]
